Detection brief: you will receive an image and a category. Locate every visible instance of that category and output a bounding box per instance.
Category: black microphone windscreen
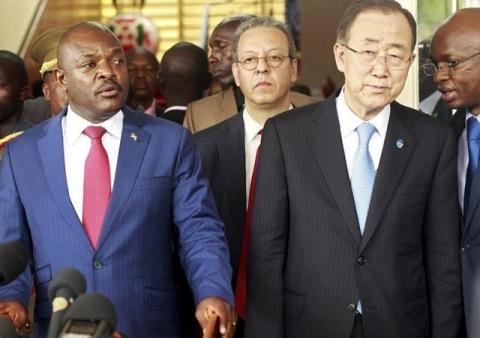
[63,293,117,332]
[48,268,87,302]
[0,315,17,338]
[0,240,30,286]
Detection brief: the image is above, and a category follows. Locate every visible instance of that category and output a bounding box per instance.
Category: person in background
[26,26,69,121]
[183,15,252,133]
[0,50,31,158]
[429,8,480,337]
[0,22,235,338]
[125,47,164,116]
[159,42,212,125]
[184,15,314,133]
[195,16,307,337]
[246,1,462,337]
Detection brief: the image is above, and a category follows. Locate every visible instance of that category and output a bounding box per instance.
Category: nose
[209,50,219,64]
[371,56,388,77]
[98,61,115,80]
[433,67,449,83]
[255,57,269,73]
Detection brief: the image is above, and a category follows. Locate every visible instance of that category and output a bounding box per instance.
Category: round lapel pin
[396,139,404,149]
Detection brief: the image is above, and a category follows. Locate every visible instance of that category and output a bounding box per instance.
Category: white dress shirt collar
[64,105,123,145]
[336,88,390,139]
[243,107,264,144]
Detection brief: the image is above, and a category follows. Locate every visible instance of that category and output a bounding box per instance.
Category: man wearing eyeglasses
[245,1,462,338]
[430,8,480,338]
[194,16,314,337]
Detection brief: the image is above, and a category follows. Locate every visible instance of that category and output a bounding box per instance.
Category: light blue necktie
[465,117,480,215]
[351,122,376,314]
[351,123,377,234]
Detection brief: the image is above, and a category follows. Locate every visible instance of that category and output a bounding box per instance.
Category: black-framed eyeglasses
[237,54,292,70]
[342,44,412,69]
[422,51,480,76]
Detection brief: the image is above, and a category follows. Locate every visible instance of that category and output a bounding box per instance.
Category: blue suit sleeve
[172,128,234,306]
[0,145,33,307]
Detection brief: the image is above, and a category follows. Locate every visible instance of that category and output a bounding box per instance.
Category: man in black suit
[429,8,480,337]
[159,42,211,125]
[195,16,312,336]
[246,1,462,338]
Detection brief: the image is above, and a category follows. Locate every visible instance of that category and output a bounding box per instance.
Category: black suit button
[462,244,471,252]
[357,256,367,265]
[347,303,356,311]
[93,260,103,270]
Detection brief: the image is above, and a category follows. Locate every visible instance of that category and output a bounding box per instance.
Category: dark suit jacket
[450,109,480,337]
[0,106,233,338]
[185,88,316,133]
[195,114,246,284]
[162,107,187,125]
[246,94,462,338]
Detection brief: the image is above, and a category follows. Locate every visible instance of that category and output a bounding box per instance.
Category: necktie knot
[84,126,107,140]
[467,117,480,140]
[357,123,376,145]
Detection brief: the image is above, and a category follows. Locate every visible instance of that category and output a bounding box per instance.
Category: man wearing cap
[24,27,68,123]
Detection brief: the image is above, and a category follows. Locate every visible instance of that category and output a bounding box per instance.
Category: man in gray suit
[429,8,480,337]
[195,16,311,337]
[246,1,462,337]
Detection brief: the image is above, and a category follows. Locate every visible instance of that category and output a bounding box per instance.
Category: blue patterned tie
[351,123,377,234]
[465,117,480,214]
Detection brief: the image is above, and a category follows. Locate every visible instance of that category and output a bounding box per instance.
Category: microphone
[0,240,30,286]
[59,293,117,338]
[0,315,16,338]
[47,268,87,338]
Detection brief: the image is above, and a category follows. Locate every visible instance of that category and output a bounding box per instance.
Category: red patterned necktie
[235,129,262,319]
[82,126,111,249]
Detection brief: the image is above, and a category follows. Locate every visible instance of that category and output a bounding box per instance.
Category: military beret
[31,27,68,77]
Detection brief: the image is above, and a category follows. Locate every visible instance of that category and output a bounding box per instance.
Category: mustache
[94,80,123,96]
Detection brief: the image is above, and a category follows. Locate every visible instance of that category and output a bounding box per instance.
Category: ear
[19,84,30,102]
[409,52,416,65]
[232,62,241,87]
[290,58,298,83]
[42,82,51,102]
[333,43,346,73]
[157,73,166,90]
[53,68,67,92]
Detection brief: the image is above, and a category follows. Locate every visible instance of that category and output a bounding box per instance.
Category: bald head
[125,47,159,110]
[437,8,480,34]
[431,8,480,115]
[209,15,255,89]
[58,22,120,69]
[161,42,208,80]
[159,42,211,107]
[54,21,129,123]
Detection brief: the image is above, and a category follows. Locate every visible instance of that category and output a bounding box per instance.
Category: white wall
[0,0,44,55]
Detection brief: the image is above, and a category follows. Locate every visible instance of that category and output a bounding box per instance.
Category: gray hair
[216,14,256,28]
[337,0,417,51]
[233,16,297,61]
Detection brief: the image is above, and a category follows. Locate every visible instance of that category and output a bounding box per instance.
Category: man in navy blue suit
[430,8,480,337]
[0,22,235,338]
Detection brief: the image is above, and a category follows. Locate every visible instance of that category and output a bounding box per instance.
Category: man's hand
[0,300,28,329]
[196,296,236,338]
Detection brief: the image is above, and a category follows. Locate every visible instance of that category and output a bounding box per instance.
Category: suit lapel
[37,111,93,252]
[449,110,468,234]
[217,115,247,236]
[97,107,150,249]
[360,103,416,251]
[306,97,362,245]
